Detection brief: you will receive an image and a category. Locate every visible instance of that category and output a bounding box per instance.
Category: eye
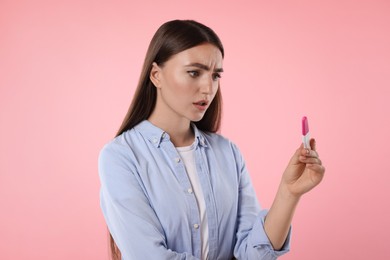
[212,73,221,81]
[188,71,200,78]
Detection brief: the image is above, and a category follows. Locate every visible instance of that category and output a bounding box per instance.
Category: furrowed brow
[185,63,223,73]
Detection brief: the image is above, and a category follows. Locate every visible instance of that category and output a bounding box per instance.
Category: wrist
[277,182,302,204]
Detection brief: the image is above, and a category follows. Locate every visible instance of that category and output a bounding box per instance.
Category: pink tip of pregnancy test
[302,116,309,135]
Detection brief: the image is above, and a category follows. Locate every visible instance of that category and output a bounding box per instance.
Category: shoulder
[98,129,139,172]
[200,130,243,160]
[201,130,238,148]
[99,130,132,155]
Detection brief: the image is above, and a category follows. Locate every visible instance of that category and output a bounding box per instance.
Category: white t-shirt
[176,143,209,260]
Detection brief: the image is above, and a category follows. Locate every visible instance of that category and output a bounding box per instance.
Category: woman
[98,19,325,260]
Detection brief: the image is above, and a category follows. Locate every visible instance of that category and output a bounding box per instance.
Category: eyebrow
[185,63,224,73]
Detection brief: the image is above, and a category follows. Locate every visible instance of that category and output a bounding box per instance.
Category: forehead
[166,43,223,68]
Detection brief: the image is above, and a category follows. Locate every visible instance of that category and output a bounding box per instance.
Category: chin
[189,114,205,123]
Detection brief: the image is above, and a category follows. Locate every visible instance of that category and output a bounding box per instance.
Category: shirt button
[187,188,193,194]
[175,157,181,163]
[152,138,158,144]
[193,224,199,229]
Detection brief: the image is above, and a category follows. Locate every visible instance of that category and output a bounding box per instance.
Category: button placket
[162,141,201,248]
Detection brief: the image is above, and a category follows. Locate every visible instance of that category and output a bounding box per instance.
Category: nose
[200,75,215,94]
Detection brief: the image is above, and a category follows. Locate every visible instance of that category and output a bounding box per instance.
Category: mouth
[193,100,209,111]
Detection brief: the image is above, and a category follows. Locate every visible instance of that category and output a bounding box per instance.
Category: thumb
[289,143,304,165]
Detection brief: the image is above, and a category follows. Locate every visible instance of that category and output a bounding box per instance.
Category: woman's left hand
[282,138,325,197]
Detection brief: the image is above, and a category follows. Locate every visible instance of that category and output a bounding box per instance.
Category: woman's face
[150,43,223,124]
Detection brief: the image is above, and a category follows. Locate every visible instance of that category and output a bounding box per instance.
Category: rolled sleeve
[248,209,291,258]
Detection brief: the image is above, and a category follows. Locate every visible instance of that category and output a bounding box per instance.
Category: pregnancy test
[302,116,311,149]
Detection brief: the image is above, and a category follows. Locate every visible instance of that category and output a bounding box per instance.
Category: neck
[148,90,196,147]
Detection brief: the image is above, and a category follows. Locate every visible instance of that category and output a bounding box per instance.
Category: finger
[299,156,322,165]
[290,143,305,164]
[310,138,316,151]
[300,147,319,158]
[306,163,326,174]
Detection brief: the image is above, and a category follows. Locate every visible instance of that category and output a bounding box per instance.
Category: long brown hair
[108,19,224,260]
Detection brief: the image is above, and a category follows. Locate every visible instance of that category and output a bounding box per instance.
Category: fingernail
[305,149,310,155]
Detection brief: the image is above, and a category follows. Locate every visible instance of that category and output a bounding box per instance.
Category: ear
[150,62,162,89]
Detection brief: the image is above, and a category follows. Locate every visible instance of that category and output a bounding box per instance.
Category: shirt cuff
[248,209,291,257]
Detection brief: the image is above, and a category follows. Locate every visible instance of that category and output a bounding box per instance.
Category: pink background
[1,0,389,259]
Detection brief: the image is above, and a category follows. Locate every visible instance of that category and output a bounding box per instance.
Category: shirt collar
[134,120,207,148]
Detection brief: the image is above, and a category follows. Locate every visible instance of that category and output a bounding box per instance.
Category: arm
[232,144,291,260]
[264,138,325,250]
[98,143,199,260]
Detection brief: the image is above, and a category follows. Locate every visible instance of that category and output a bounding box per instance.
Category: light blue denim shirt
[98,120,291,260]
